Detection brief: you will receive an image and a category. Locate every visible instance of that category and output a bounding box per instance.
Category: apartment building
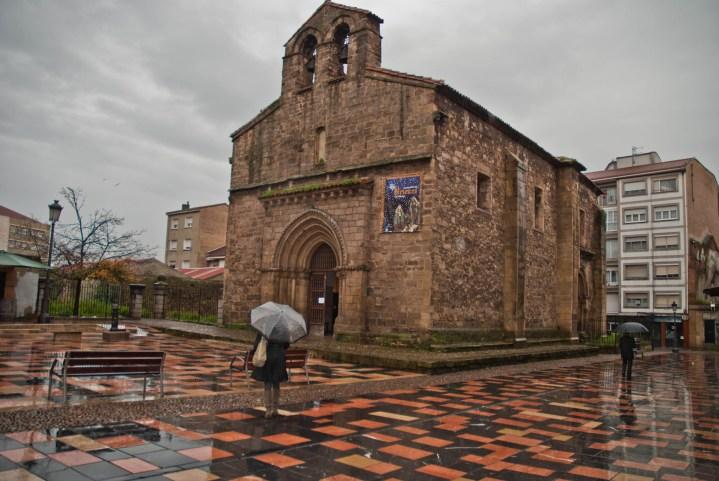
[0,205,49,319]
[165,202,228,269]
[0,205,49,261]
[587,152,719,348]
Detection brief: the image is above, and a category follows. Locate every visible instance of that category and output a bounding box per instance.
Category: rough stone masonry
[223,1,605,346]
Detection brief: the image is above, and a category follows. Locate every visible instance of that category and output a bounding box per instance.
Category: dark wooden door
[309,244,337,336]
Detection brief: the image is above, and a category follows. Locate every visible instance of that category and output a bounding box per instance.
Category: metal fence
[163,283,223,323]
[48,278,130,318]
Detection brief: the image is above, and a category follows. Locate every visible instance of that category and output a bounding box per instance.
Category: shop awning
[0,251,49,269]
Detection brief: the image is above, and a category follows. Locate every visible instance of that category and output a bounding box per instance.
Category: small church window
[316,127,326,165]
[334,24,350,75]
[534,187,544,230]
[301,35,318,86]
[476,173,491,210]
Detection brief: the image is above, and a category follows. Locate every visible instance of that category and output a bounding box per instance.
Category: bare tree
[54,187,154,317]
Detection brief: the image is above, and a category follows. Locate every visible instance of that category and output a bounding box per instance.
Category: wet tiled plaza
[0,326,419,409]
[1,351,717,481]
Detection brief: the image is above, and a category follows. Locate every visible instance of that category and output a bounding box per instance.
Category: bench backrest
[245,349,307,370]
[63,351,165,376]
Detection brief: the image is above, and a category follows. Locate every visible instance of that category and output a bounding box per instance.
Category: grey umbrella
[616,322,649,334]
[250,301,308,344]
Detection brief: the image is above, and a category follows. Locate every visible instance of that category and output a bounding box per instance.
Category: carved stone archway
[269,209,348,336]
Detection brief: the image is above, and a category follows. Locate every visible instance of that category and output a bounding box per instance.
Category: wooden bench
[229,349,309,386]
[48,351,165,403]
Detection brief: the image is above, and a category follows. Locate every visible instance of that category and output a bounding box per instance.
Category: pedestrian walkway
[0,325,418,410]
[137,319,601,372]
[1,352,716,480]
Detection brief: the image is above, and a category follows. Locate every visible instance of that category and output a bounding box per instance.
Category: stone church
[224,1,605,345]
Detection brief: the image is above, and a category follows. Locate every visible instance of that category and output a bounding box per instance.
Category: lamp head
[48,200,63,223]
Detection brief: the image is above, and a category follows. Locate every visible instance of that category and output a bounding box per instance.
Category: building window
[579,209,586,246]
[623,207,647,224]
[171,218,179,230]
[623,180,647,197]
[652,177,678,193]
[606,239,618,259]
[654,263,680,280]
[606,210,617,232]
[655,292,681,309]
[624,264,649,281]
[301,35,318,86]
[181,260,190,269]
[183,239,192,251]
[184,217,193,228]
[607,268,619,286]
[605,187,617,205]
[315,127,326,165]
[624,292,649,309]
[169,240,177,251]
[654,205,679,222]
[623,235,648,252]
[654,233,680,250]
[534,187,544,230]
[477,173,491,211]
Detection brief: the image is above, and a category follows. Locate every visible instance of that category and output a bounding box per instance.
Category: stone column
[333,268,367,340]
[556,167,579,340]
[128,284,145,320]
[152,281,168,319]
[502,152,528,342]
[216,286,224,325]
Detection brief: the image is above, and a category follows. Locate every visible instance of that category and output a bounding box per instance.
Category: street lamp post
[671,301,679,353]
[38,200,62,324]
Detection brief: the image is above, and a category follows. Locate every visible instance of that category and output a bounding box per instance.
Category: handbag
[254,336,268,367]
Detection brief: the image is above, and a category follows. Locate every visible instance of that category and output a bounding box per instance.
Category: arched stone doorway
[270,209,347,337]
[309,244,338,336]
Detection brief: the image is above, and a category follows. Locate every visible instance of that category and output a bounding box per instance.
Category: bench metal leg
[62,374,68,404]
[142,376,147,400]
[305,365,310,385]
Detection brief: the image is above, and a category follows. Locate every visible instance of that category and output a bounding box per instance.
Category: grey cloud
[1,0,717,252]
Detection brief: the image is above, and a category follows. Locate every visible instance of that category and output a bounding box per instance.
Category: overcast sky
[1,0,717,258]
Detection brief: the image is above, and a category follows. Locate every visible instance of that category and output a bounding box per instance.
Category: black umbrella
[617,322,649,334]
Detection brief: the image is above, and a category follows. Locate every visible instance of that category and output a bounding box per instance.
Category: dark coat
[619,335,636,359]
[251,333,289,384]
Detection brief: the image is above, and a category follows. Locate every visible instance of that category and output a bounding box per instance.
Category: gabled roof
[586,158,693,183]
[206,245,226,258]
[0,205,37,223]
[178,267,225,281]
[284,1,383,47]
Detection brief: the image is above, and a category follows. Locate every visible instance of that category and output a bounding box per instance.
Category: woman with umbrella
[250,302,308,418]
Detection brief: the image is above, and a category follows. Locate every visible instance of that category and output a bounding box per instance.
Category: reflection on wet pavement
[0,326,419,409]
[0,352,717,480]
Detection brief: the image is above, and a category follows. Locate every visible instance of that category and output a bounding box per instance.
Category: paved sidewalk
[136,319,602,372]
[0,352,716,481]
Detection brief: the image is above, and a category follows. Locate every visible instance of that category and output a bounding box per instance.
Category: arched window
[334,24,350,75]
[301,35,318,86]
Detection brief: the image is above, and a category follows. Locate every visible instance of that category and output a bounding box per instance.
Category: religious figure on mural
[383,175,421,233]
